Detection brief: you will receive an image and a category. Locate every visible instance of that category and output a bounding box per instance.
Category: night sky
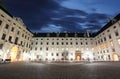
[2,0,120,33]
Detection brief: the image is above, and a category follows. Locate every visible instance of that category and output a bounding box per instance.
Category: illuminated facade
[30,14,120,62]
[30,33,94,62]
[0,7,120,62]
[0,9,33,62]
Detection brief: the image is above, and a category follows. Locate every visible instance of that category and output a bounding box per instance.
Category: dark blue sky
[3,0,120,33]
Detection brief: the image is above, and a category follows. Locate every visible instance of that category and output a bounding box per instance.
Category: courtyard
[0,62,120,79]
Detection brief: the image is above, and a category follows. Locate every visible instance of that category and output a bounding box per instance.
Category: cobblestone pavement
[0,62,120,79]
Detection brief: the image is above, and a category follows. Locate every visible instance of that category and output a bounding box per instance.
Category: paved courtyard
[0,62,120,79]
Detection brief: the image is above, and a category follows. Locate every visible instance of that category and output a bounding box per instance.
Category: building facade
[93,15,120,61]
[0,8,120,62]
[0,9,33,62]
[30,14,120,62]
[30,33,95,62]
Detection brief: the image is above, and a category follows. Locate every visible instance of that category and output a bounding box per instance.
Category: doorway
[112,53,119,61]
[75,51,81,61]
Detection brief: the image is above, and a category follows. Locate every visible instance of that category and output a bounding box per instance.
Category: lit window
[118,39,120,45]
[106,42,108,48]
[110,41,114,47]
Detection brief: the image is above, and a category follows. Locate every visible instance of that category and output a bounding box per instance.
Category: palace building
[0,8,33,62]
[30,14,120,62]
[0,6,120,62]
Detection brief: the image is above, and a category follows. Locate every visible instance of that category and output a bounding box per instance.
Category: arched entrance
[112,53,119,61]
[75,51,81,61]
[76,56,80,61]
[10,45,19,62]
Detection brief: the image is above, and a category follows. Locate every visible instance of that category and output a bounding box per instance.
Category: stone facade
[0,9,33,61]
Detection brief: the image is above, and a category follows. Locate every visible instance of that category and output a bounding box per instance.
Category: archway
[112,53,119,61]
[75,51,81,61]
[10,45,19,62]
[77,56,80,61]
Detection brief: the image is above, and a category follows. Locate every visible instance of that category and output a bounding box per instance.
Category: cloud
[40,24,62,32]
[3,0,111,33]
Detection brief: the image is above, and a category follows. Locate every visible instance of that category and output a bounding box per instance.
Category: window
[51,53,54,56]
[8,36,12,42]
[11,27,14,32]
[56,53,59,56]
[8,19,11,22]
[113,26,116,29]
[115,31,119,36]
[0,20,2,25]
[81,42,83,45]
[86,42,88,45]
[13,23,16,25]
[35,47,37,50]
[76,42,78,45]
[40,47,42,50]
[17,31,19,35]
[22,34,24,37]
[31,42,33,45]
[25,35,27,39]
[104,37,106,41]
[66,42,68,45]
[14,37,18,44]
[62,42,64,45]
[112,48,115,52]
[52,42,54,45]
[21,41,23,45]
[40,42,43,45]
[1,15,4,17]
[109,35,112,39]
[1,33,6,40]
[46,47,48,51]
[101,39,103,43]
[110,41,113,47]
[62,53,64,56]
[46,42,49,45]
[57,42,59,45]
[96,42,97,45]
[36,42,38,45]
[118,39,120,45]
[70,42,72,45]
[98,40,100,44]
[5,24,9,29]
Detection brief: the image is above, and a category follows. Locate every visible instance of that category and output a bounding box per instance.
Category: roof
[96,13,120,36]
[33,32,95,37]
[0,6,13,17]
